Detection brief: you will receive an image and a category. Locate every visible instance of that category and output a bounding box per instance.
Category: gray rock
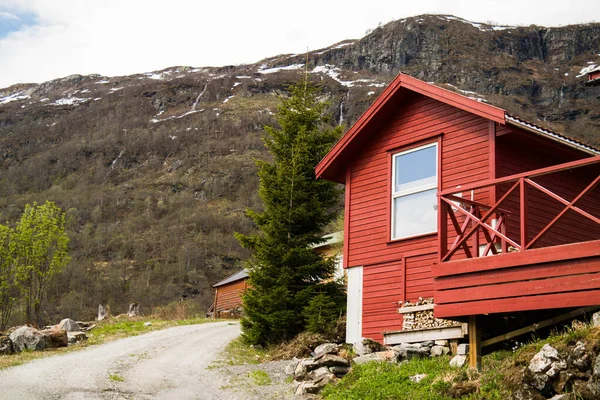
[309,366,334,381]
[67,331,87,344]
[330,366,351,376]
[315,354,351,368]
[457,343,469,355]
[421,341,434,348]
[58,318,80,332]
[568,341,590,372]
[552,371,574,394]
[353,337,386,356]
[40,329,68,348]
[353,353,383,364]
[409,373,427,383]
[449,355,466,368]
[0,335,14,355]
[593,354,600,377]
[434,340,448,346]
[144,322,152,327]
[587,376,600,399]
[528,371,550,391]
[285,358,299,376]
[592,311,600,327]
[546,359,567,378]
[430,345,450,357]
[9,326,47,352]
[529,344,559,374]
[294,358,318,381]
[314,343,339,358]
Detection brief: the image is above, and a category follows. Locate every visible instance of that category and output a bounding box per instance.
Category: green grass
[0,316,222,370]
[249,369,272,386]
[219,336,269,366]
[323,324,600,400]
[108,372,125,382]
[321,358,457,400]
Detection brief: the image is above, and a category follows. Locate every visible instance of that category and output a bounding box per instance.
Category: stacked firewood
[401,297,460,331]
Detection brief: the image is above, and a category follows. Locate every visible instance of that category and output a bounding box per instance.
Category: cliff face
[0,14,598,323]
[297,15,600,142]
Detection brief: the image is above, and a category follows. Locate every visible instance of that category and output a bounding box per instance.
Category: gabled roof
[315,73,599,183]
[213,269,249,288]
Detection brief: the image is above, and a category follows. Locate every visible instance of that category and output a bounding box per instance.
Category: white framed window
[391,142,438,240]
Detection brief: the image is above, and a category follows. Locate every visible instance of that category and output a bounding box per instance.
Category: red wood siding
[434,241,600,317]
[215,279,247,314]
[347,94,492,269]
[496,127,600,247]
[362,260,403,342]
[347,93,494,341]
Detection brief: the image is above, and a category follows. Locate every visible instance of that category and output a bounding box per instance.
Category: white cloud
[0,11,19,20]
[0,0,599,88]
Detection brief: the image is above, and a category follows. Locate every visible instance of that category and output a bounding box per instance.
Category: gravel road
[0,321,292,400]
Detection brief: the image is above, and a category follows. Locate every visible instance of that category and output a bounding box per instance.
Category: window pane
[393,189,437,238]
[395,145,437,193]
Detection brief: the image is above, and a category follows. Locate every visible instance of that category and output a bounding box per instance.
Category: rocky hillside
[0,14,599,324]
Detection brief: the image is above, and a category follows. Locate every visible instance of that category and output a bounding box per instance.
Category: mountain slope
[0,14,598,324]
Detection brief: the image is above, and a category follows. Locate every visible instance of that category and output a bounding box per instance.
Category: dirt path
[0,321,293,400]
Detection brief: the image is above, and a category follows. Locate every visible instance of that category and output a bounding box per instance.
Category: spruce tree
[236,82,345,345]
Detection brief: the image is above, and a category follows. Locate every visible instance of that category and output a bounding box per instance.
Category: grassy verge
[322,324,600,400]
[218,336,271,366]
[0,316,223,370]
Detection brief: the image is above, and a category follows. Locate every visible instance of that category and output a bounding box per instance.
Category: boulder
[394,343,430,360]
[529,344,559,374]
[127,303,140,317]
[285,358,300,376]
[353,337,386,356]
[97,304,109,321]
[316,353,351,368]
[294,358,318,381]
[430,345,450,357]
[568,341,590,372]
[457,343,469,355]
[58,318,80,332]
[314,343,338,359]
[592,311,600,328]
[330,366,351,376]
[434,340,449,346]
[593,354,600,377]
[39,329,68,348]
[10,326,47,352]
[511,384,547,400]
[67,331,87,344]
[353,353,383,365]
[449,355,467,368]
[0,335,14,355]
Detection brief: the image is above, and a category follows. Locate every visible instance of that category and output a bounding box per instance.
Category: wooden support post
[213,288,218,319]
[468,315,482,371]
[520,178,528,249]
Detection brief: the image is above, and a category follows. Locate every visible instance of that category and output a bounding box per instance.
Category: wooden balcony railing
[438,156,600,263]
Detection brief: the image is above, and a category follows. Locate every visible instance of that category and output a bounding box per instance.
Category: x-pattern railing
[438,156,600,262]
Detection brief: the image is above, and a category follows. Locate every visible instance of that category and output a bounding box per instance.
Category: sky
[0,0,599,88]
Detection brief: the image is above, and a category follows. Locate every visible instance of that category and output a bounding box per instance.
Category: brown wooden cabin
[316,73,600,366]
[586,66,600,86]
[210,269,248,318]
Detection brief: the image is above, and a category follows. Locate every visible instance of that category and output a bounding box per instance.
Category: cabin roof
[315,73,600,183]
[213,269,249,288]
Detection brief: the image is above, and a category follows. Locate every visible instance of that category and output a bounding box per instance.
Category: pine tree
[236,82,345,345]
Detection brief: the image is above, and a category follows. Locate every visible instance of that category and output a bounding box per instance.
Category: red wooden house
[316,73,600,365]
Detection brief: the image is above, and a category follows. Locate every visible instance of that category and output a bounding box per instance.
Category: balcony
[433,156,600,319]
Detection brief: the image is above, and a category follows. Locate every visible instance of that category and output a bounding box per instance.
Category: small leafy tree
[13,201,70,326]
[236,82,345,345]
[0,224,21,331]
